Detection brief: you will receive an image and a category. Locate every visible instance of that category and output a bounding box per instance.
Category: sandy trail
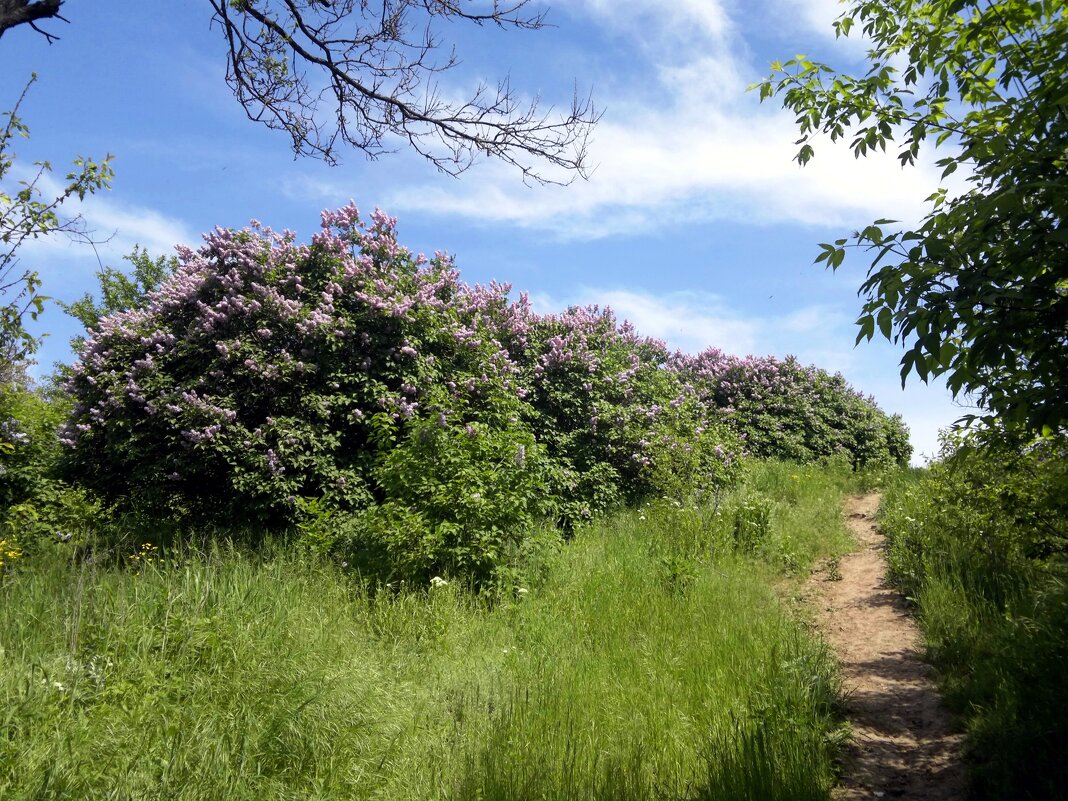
[814,493,965,800]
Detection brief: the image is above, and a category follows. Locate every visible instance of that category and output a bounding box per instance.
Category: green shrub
[0,382,108,567]
[880,432,1068,800]
[334,409,554,588]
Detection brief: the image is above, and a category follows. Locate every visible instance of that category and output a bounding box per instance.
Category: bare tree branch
[208,0,599,183]
[0,0,66,42]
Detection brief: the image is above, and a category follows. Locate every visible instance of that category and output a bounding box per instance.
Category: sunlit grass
[880,458,1068,801]
[0,460,857,800]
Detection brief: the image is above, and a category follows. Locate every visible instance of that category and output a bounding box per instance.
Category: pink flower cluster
[60,201,908,527]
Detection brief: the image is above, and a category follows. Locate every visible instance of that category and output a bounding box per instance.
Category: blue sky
[1,1,971,463]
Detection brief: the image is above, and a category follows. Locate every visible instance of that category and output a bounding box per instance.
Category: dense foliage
[672,349,910,468]
[512,305,744,521]
[760,0,1068,436]
[881,435,1067,799]
[52,203,908,583]
[0,380,105,569]
[58,207,550,584]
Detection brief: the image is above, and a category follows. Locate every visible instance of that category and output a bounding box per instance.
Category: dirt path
[814,493,965,800]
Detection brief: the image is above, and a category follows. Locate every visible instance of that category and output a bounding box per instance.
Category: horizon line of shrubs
[2,203,910,586]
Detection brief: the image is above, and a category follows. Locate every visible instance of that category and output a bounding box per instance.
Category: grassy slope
[1,461,857,801]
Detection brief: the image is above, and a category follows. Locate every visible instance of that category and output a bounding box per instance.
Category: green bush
[334,409,555,588]
[880,433,1068,800]
[0,382,107,567]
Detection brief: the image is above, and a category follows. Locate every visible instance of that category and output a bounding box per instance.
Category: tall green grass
[1,460,856,800]
[880,443,1067,800]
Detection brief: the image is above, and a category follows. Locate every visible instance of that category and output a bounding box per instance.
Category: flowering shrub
[670,350,911,468]
[60,204,550,581]
[509,306,744,520]
[59,201,910,582]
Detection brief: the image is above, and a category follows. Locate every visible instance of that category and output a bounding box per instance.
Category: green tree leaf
[759,0,1068,438]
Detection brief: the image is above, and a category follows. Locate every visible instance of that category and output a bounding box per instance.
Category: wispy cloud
[368,0,946,240]
[567,0,732,44]
[536,285,855,365]
[531,287,761,355]
[12,172,197,276]
[778,0,850,38]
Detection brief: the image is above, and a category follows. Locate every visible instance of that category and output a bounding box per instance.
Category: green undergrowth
[1,460,859,800]
[880,440,1067,800]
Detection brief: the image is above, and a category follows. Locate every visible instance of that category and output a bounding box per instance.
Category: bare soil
[813,493,965,800]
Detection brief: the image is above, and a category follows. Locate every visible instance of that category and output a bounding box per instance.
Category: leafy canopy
[758,0,1068,437]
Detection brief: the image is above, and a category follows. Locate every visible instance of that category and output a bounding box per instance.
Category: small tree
[1,74,113,363]
[759,0,1068,437]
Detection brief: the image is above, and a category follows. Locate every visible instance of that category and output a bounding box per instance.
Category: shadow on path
[814,493,965,801]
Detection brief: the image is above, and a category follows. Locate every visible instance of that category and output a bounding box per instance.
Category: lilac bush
[670,350,911,468]
[507,305,744,521]
[60,204,548,582]
[59,201,905,583]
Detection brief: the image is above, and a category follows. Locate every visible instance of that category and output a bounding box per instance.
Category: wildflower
[430,576,448,588]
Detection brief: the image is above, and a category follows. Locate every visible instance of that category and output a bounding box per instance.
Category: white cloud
[777,0,849,38]
[568,0,731,44]
[386,102,939,239]
[375,0,946,240]
[586,288,760,355]
[79,199,197,261]
[10,172,197,279]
